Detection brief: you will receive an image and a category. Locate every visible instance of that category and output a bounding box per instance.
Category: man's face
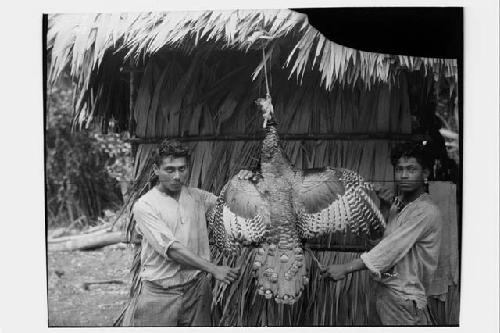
[394,157,429,194]
[154,156,189,193]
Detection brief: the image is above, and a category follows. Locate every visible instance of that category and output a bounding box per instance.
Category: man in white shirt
[126,139,240,326]
[321,143,442,325]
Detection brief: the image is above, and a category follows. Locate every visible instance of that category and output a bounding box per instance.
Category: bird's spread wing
[208,175,270,252]
[292,168,385,238]
[294,168,346,213]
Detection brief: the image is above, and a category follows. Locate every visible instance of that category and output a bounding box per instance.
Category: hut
[47,9,460,326]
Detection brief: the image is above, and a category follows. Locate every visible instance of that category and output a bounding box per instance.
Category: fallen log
[81,279,125,290]
[48,227,112,243]
[47,231,126,251]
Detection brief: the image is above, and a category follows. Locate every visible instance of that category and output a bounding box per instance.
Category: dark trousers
[125,274,212,326]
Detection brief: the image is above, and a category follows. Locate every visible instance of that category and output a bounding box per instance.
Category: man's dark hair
[154,139,190,166]
[390,142,433,170]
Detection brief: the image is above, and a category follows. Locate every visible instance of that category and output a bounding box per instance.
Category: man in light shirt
[321,143,442,325]
[126,139,240,326]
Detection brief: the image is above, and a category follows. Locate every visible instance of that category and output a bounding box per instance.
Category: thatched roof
[48,9,457,92]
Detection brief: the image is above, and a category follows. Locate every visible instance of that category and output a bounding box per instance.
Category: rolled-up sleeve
[133,201,178,258]
[193,188,218,212]
[360,207,433,278]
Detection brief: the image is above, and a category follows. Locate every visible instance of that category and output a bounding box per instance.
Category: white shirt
[360,194,442,309]
[133,186,216,288]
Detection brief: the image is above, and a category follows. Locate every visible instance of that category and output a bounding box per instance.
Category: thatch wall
[127,47,427,195]
[122,49,455,326]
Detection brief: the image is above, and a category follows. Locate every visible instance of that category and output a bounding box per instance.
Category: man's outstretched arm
[322,207,434,280]
[167,242,239,285]
[134,201,239,285]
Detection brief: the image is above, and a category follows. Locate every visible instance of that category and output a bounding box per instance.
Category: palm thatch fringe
[48,10,457,88]
[47,10,458,128]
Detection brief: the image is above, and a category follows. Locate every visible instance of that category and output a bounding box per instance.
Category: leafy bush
[45,76,126,228]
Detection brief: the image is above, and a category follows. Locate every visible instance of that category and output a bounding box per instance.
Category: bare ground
[47,245,134,327]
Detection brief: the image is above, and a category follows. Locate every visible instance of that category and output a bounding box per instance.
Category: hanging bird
[208,94,385,305]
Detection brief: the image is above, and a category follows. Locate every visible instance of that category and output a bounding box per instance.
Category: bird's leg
[255,95,275,128]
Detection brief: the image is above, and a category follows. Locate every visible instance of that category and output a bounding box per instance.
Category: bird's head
[255,94,275,128]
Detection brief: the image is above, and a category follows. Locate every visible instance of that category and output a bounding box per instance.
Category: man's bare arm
[167,242,239,284]
[321,258,366,280]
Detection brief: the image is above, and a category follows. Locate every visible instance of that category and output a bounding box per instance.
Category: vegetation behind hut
[45,74,131,228]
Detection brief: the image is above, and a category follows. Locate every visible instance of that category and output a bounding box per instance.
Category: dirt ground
[46,242,459,327]
[47,245,134,327]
